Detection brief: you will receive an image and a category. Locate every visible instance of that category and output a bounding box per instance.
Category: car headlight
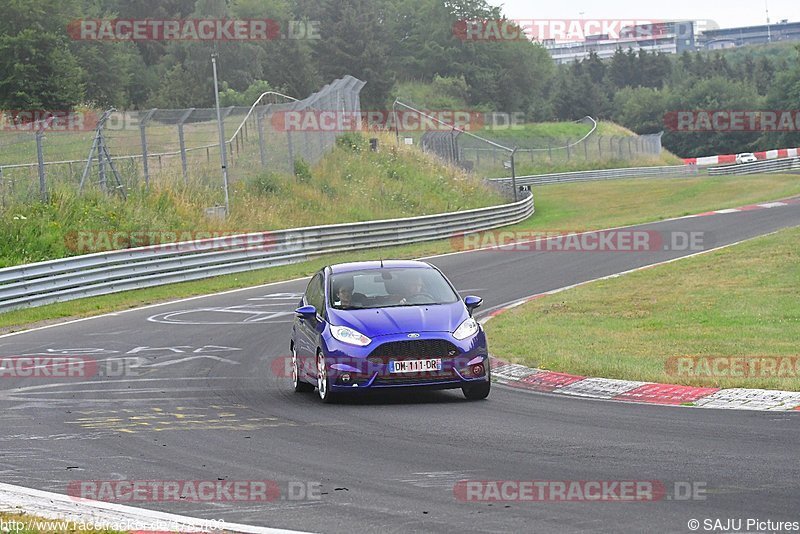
[330,325,372,346]
[453,317,479,340]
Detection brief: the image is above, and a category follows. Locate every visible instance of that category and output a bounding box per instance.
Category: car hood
[328,302,468,337]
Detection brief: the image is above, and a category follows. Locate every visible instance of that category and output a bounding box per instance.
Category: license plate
[389,359,442,373]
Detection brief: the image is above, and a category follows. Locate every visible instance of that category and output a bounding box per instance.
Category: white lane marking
[714,208,740,214]
[758,202,788,208]
[147,306,295,325]
[146,355,240,367]
[0,276,311,339]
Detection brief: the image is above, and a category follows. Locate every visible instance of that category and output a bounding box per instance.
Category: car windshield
[329,268,459,309]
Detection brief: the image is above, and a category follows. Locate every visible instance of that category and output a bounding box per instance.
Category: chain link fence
[458,132,664,176]
[0,75,365,208]
[408,109,664,177]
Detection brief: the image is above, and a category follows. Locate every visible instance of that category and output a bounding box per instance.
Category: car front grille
[367,339,460,364]
[373,370,457,385]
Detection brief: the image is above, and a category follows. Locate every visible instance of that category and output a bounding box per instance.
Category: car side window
[305,272,325,316]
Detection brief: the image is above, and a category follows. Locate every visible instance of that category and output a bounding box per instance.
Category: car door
[296,271,325,380]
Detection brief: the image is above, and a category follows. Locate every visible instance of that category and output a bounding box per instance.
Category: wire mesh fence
[457,132,664,176]
[0,75,366,208]
[405,107,664,177]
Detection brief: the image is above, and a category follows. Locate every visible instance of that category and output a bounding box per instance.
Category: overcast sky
[488,0,796,31]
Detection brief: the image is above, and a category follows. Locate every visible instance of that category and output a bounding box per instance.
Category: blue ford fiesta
[289,260,490,402]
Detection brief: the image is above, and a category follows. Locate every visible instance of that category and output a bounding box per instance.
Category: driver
[398,273,426,304]
[333,280,354,307]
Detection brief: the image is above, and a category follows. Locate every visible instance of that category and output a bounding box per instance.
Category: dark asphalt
[1,200,799,533]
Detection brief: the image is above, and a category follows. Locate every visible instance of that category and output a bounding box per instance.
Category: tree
[312,0,395,107]
[0,0,84,109]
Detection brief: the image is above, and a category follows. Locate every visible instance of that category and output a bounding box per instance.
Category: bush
[336,132,368,152]
[247,172,281,195]
[294,158,312,183]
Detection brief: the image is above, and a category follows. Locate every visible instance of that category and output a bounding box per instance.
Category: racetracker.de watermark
[0,110,98,132]
[666,356,800,378]
[453,480,707,502]
[664,110,800,132]
[67,480,322,502]
[450,230,713,253]
[64,230,276,254]
[453,19,714,42]
[68,19,320,41]
[0,356,139,379]
[269,110,526,132]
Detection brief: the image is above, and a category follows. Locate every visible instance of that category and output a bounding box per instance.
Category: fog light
[471,364,484,376]
[341,373,351,382]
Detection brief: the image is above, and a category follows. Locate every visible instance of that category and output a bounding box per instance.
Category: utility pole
[211,51,230,216]
[765,0,772,43]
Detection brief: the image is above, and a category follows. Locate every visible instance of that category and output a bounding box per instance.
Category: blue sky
[488,0,796,31]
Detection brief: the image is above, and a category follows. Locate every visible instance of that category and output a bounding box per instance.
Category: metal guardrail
[489,164,699,186]
[708,157,800,176]
[0,192,534,312]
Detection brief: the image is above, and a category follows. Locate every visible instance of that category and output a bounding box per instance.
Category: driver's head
[405,273,424,296]
[334,280,354,305]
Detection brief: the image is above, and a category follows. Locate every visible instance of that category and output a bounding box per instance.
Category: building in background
[543,20,800,63]
[699,20,800,49]
[544,21,696,64]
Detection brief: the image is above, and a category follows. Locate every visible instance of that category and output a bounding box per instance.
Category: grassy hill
[0,131,503,267]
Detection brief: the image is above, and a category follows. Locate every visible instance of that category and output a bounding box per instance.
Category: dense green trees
[0,0,797,157]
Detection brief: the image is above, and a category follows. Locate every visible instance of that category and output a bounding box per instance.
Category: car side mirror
[464,296,483,315]
[295,305,316,319]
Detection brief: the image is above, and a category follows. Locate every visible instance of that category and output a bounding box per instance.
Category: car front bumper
[322,331,490,392]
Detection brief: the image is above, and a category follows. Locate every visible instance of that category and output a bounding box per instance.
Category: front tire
[292,347,314,393]
[462,381,490,400]
[316,351,338,403]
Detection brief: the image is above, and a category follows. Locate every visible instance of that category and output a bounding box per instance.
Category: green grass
[2,173,799,333]
[484,225,800,391]
[0,131,502,266]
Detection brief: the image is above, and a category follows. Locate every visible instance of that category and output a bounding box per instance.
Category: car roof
[328,260,432,274]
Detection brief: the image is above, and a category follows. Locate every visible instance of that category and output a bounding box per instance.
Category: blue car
[289,260,490,402]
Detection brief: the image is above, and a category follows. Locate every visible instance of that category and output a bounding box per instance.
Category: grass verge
[2,174,800,334]
[485,225,800,391]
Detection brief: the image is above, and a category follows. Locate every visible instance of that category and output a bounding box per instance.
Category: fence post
[566,139,571,160]
[177,108,194,184]
[256,106,268,167]
[287,129,295,175]
[583,139,588,160]
[97,127,106,191]
[598,136,602,158]
[224,106,235,161]
[35,128,48,202]
[548,141,552,162]
[139,109,157,189]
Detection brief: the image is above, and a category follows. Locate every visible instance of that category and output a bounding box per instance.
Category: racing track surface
[1,201,799,533]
